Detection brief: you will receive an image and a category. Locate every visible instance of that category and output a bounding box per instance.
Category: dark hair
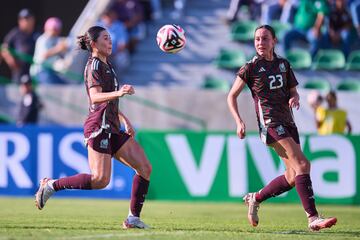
[326,90,337,101]
[254,24,277,39]
[77,26,106,52]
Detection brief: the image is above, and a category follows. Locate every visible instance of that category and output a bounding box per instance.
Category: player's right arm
[89,84,134,104]
[227,75,247,139]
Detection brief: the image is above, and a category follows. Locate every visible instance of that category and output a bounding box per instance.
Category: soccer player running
[227,25,337,231]
[35,26,152,229]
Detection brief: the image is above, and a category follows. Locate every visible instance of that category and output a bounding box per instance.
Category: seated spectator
[30,17,68,84]
[16,74,43,126]
[112,0,146,54]
[349,0,360,37]
[225,0,261,24]
[1,9,39,84]
[279,0,299,24]
[283,0,329,58]
[322,0,353,58]
[98,8,130,74]
[261,0,286,24]
[309,90,352,135]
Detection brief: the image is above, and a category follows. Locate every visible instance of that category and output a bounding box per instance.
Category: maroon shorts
[86,131,130,156]
[260,125,300,145]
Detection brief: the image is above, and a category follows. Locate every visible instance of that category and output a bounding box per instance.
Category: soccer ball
[156,24,186,53]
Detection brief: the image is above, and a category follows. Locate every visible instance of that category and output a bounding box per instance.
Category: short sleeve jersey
[237,54,299,130]
[83,57,120,135]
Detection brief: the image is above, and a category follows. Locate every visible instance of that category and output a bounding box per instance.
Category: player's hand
[118,84,135,97]
[289,95,300,110]
[236,121,246,139]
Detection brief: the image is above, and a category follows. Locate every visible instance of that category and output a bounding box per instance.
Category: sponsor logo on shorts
[100,138,109,149]
[276,125,285,136]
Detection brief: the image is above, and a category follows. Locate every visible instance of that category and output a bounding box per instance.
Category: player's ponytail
[77,26,106,52]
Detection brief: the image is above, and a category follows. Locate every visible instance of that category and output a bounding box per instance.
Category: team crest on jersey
[100,138,109,149]
[276,125,285,136]
[279,62,286,72]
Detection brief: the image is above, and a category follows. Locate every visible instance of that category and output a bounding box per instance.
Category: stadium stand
[230,20,258,42]
[312,50,347,71]
[346,50,360,70]
[202,75,230,91]
[213,49,246,69]
[285,49,312,70]
[303,78,332,92]
[337,79,360,92]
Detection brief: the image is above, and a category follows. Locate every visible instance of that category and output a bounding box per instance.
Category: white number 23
[269,74,283,90]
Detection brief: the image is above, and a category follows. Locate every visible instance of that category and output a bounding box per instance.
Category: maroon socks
[53,174,92,191]
[295,174,318,217]
[130,174,150,217]
[255,175,293,202]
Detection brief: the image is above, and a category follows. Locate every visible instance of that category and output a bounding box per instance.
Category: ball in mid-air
[156,24,186,53]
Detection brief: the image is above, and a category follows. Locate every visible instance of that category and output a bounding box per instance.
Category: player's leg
[244,156,295,227]
[113,137,152,229]
[35,133,113,210]
[244,127,296,227]
[272,137,337,230]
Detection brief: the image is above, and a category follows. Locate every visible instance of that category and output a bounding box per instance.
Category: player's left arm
[289,86,300,110]
[118,110,135,137]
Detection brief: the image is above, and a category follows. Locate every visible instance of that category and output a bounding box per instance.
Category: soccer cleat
[308,216,337,231]
[35,178,55,210]
[122,216,150,229]
[243,192,260,227]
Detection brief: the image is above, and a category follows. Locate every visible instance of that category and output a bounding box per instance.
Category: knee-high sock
[53,174,92,191]
[130,174,150,217]
[255,175,293,203]
[295,174,318,218]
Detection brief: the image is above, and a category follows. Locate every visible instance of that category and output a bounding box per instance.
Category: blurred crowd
[0,0,184,125]
[226,0,360,58]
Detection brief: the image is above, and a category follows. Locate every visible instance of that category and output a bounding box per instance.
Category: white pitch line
[56,231,186,240]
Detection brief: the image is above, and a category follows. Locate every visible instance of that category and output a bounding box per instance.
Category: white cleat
[243,192,260,227]
[35,178,55,210]
[122,216,150,229]
[308,216,337,231]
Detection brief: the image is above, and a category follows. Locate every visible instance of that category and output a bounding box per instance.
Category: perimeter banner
[137,130,360,204]
[1,127,359,204]
[0,126,134,198]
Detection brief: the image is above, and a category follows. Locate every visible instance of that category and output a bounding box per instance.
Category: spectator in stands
[225,0,261,24]
[279,0,299,24]
[322,0,353,58]
[98,8,130,74]
[261,0,285,24]
[283,0,329,58]
[309,90,352,135]
[112,0,146,54]
[31,17,68,84]
[1,9,39,84]
[16,74,42,126]
[349,0,360,37]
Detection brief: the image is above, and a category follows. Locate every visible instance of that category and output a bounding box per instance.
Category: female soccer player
[35,26,152,229]
[227,25,337,231]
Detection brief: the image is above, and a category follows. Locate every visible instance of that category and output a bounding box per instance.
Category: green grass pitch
[0,197,359,240]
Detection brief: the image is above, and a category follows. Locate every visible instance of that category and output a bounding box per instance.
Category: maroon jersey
[238,54,298,129]
[83,57,120,137]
